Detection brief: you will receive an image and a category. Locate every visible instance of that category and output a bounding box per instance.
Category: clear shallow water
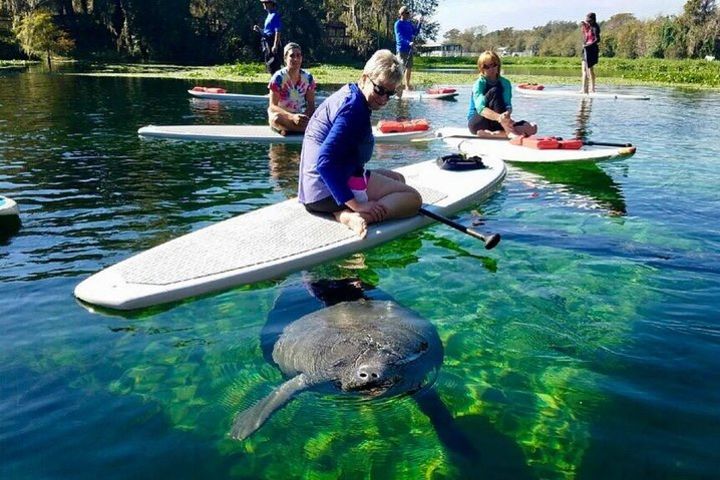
[1,68,719,479]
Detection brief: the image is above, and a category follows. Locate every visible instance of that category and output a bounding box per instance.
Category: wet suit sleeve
[316,100,368,205]
[471,77,487,113]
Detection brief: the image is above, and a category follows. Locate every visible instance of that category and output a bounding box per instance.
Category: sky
[432,0,688,36]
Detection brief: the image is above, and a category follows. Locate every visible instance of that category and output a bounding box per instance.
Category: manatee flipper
[230,373,311,440]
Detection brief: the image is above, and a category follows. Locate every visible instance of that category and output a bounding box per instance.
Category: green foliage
[11,10,74,68]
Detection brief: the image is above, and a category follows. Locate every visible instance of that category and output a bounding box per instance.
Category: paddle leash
[419,207,500,249]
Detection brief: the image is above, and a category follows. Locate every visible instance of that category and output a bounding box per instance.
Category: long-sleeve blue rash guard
[298,83,374,205]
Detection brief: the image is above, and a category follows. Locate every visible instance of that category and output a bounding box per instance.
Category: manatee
[231,299,443,441]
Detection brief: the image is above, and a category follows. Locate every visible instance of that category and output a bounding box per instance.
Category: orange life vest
[377,119,431,134]
[192,86,227,94]
[510,135,583,150]
[518,83,545,91]
[425,87,457,94]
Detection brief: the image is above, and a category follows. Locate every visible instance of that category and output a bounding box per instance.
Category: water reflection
[267,143,301,198]
[574,97,593,140]
[0,214,21,243]
[511,161,626,215]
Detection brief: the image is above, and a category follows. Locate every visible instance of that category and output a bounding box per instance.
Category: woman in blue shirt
[298,50,422,239]
[394,5,422,91]
[467,50,537,139]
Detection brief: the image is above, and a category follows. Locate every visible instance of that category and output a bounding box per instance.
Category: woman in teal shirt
[467,50,537,138]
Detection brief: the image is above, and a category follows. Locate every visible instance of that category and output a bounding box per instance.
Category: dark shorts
[583,43,599,69]
[398,50,413,69]
[304,196,344,215]
[304,171,372,214]
[468,115,529,135]
[468,113,501,134]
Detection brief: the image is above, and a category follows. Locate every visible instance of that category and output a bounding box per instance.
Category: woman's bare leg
[367,171,422,219]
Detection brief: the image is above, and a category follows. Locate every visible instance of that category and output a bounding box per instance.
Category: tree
[12,9,74,68]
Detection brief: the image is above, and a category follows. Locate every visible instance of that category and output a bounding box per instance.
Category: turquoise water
[1,67,719,479]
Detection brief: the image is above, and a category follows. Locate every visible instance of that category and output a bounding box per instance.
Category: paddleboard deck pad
[74,158,506,310]
[516,85,650,100]
[138,124,431,144]
[436,127,636,163]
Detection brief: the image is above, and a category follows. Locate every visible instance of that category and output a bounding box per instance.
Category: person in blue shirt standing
[298,50,422,239]
[394,5,422,92]
[254,0,283,74]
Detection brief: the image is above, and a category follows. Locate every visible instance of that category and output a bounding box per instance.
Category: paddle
[419,207,500,249]
[583,140,633,148]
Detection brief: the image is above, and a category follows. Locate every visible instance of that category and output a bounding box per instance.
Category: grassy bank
[64,56,720,90]
[416,56,720,88]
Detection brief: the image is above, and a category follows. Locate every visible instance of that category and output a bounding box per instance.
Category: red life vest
[425,87,457,94]
[510,135,583,150]
[377,118,431,133]
[517,83,545,91]
[192,86,227,94]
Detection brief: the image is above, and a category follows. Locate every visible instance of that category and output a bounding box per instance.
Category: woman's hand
[349,200,388,223]
[293,113,309,127]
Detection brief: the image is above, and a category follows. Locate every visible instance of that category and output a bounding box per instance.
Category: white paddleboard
[188,89,328,104]
[0,195,19,216]
[74,157,506,310]
[399,90,459,100]
[516,85,650,100]
[436,127,636,163]
[138,124,431,144]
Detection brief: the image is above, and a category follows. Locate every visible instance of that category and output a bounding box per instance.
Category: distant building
[325,21,349,48]
[418,41,463,57]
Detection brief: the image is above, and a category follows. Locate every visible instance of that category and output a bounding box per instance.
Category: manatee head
[337,338,439,397]
[318,301,443,398]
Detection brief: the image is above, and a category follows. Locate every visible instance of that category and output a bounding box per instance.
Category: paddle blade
[483,233,501,250]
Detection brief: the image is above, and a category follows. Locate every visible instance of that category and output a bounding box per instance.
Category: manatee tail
[230,374,309,441]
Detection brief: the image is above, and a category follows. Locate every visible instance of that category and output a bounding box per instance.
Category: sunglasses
[483,63,498,69]
[369,78,396,98]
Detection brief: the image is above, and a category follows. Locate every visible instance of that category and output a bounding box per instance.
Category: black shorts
[303,171,371,214]
[583,43,599,68]
[304,196,344,214]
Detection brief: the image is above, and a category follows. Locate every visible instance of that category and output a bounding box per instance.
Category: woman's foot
[336,210,369,238]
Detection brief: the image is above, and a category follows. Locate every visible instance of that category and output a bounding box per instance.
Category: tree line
[1,0,717,65]
[444,0,719,60]
[0,0,438,64]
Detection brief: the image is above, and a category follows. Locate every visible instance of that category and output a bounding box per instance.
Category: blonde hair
[476,50,501,75]
[363,49,403,86]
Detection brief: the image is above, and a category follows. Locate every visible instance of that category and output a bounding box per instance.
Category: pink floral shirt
[268,67,316,113]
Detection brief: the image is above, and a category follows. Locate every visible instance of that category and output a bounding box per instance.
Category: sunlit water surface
[1,67,719,479]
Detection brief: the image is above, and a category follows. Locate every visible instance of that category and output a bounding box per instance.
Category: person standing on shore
[394,5,423,92]
[254,0,283,74]
[580,12,601,94]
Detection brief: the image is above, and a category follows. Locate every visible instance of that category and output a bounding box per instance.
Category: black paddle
[419,207,501,249]
[583,140,634,148]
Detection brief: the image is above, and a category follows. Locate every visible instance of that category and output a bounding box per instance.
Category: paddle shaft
[583,140,633,148]
[419,207,500,249]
